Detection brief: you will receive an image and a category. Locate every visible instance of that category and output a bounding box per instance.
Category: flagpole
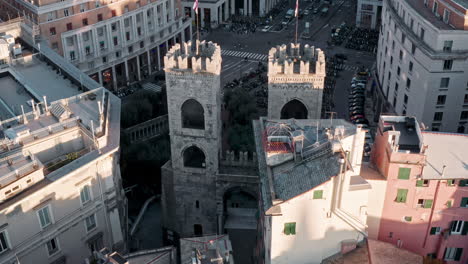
[193,0,200,54]
[295,0,299,45]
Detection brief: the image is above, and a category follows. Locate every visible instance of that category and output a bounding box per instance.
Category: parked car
[350,114,365,121]
[313,8,319,13]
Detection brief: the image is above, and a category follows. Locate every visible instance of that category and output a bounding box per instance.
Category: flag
[295,0,299,17]
[193,0,199,14]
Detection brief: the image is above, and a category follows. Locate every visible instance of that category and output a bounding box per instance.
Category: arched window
[183,146,206,168]
[181,99,204,129]
[281,99,308,119]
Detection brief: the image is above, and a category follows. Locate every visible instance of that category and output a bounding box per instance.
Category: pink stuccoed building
[370,116,468,263]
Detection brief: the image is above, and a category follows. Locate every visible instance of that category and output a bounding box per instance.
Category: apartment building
[0,25,126,263]
[369,116,468,263]
[356,0,382,29]
[373,0,468,133]
[253,118,370,264]
[181,0,279,26]
[0,0,192,90]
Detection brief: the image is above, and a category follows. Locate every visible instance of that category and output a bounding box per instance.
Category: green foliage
[121,90,166,128]
[228,124,255,153]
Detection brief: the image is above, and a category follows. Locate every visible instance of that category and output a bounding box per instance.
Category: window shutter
[461,197,468,207]
[459,179,467,186]
[397,189,408,202]
[284,223,290,235]
[454,248,463,261]
[398,168,411,180]
[447,200,452,208]
[450,221,456,235]
[416,180,423,187]
[313,190,323,199]
[424,199,433,208]
[430,227,437,235]
[462,222,468,236]
[290,223,296,235]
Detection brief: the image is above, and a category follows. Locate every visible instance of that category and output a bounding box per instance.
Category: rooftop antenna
[294,0,299,45]
[193,0,200,55]
[21,105,28,124]
[441,165,446,177]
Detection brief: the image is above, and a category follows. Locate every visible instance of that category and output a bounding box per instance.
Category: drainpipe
[422,176,442,248]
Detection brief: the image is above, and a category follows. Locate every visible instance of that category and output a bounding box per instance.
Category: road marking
[221,49,268,61]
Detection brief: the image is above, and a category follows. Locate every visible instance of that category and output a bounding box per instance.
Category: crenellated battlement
[164,40,222,75]
[268,43,326,76]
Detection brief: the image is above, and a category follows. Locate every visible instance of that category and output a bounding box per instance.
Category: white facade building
[374,0,468,133]
[253,118,371,264]
[356,0,382,29]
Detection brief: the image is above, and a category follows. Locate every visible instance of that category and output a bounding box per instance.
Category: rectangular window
[97,13,103,21]
[404,216,412,222]
[140,41,144,48]
[111,23,117,31]
[461,111,468,120]
[443,41,453,52]
[411,43,416,54]
[37,205,53,229]
[440,78,450,88]
[443,60,453,70]
[420,28,425,40]
[283,222,296,235]
[406,78,411,90]
[52,42,58,50]
[80,185,91,205]
[80,3,86,12]
[113,36,118,46]
[46,238,59,256]
[434,112,443,122]
[95,0,100,7]
[404,94,408,105]
[82,18,88,26]
[137,27,142,36]
[64,8,69,17]
[409,61,413,72]
[396,189,408,203]
[313,190,323,199]
[85,214,97,232]
[85,46,90,55]
[390,56,393,65]
[432,1,438,13]
[126,32,131,41]
[116,51,120,58]
[464,94,468,104]
[399,50,403,60]
[50,27,56,36]
[444,247,463,261]
[99,41,105,49]
[450,220,465,235]
[430,227,441,235]
[447,200,452,208]
[443,9,450,23]
[111,10,117,17]
[69,51,75,60]
[415,179,430,187]
[401,33,406,44]
[447,179,455,186]
[66,23,72,31]
[397,67,400,76]
[436,95,446,105]
[398,168,410,180]
[124,5,129,12]
[0,230,9,253]
[460,197,468,208]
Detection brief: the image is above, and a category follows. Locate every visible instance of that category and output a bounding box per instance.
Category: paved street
[205,0,376,119]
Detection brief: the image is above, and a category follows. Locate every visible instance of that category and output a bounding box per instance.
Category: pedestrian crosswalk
[221,50,268,61]
[341,64,359,72]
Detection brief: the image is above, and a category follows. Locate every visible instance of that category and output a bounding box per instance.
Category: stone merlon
[268,43,326,76]
[164,40,222,75]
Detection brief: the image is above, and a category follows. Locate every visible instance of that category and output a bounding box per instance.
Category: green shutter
[284,223,290,235]
[404,216,412,222]
[398,168,411,180]
[430,227,437,235]
[290,222,296,235]
[424,199,433,208]
[447,200,452,208]
[416,180,423,187]
[454,248,463,261]
[462,221,468,235]
[313,190,323,199]
[459,179,467,187]
[396,189,408,203]
[447,179,454,186]
[461,197,468,208]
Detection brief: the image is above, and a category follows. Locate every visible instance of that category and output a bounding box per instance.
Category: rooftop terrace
[379,116,422,153]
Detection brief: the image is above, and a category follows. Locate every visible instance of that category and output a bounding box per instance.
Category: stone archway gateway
[222,187,257,230]
[280,99,308,119]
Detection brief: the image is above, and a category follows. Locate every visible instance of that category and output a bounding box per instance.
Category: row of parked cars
[348,72,373,157]
[348,73,369,128]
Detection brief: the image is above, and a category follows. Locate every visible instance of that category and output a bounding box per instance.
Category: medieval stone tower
[267,43,326,120]
[161,40,222,238]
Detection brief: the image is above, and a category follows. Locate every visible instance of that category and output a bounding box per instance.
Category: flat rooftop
[422,132,468,179]
[402,0,458,30]
[380,116,421,153]
[0,75,33,119]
